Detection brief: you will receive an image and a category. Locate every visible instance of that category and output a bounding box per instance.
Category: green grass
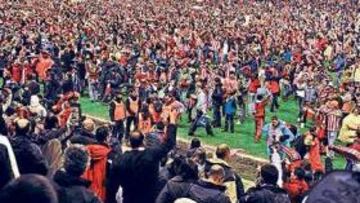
[80,96,346,169]
[79,98,109,119]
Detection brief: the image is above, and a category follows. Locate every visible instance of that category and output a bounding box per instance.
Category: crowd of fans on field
[0,0,360,203]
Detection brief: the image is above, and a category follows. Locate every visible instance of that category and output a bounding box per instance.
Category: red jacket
[267,80,280,94]
[309,138,324,172]
[11,64,22,83]
[36,56,54,80]
[83,144,111,202]
[284,178,309,203]
[57,106,72,128]
[248,78,261,93]
[254,99,268,118]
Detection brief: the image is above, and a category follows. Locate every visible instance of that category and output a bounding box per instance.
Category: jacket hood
[30,95,40,107]
[257,184,288,194]
[207,158,230,168]
[54,170,91,188]
[197,179,227,191]
[86,144,111,160]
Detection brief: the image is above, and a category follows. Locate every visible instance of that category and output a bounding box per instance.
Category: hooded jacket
[10,134,48,175]
[156,176,196,203]
[242,184,291,203]
[205,158,245,203]
[29,95,47,118]
[187,179,231,203]
[54,170,101,203]
[83,144,111,202]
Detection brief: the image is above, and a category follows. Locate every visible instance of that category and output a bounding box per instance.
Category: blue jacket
[262,121,295,147]
[281,50,292,63]
[334,55,346,72]
[224,97,237,115]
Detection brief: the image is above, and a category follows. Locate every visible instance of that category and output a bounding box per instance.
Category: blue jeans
[283,83,292,98]
[224,114,234,133]
[327,131,338,157]
[88,81,98,101]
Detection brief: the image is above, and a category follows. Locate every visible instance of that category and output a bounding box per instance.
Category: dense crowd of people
[0,0,360,202]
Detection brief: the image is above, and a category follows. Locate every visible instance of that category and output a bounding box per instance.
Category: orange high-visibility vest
[128,98,139,115]
[114,101,126,121]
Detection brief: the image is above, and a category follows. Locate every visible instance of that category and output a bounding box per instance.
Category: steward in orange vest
[125,90,140,139]
[110,95,126,142]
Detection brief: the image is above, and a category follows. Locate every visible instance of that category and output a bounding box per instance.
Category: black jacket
[53,170,101,203]
[205,159,245,199]
[156,176,195,203]
[242,184,291,203]
[106,124,177,203]
[212,84,224,106]
[69,129,97,145]
[187,180,231,203]
[44,79,61,101]
[156,164,176,196]
[35,128,66,146]
[26,80,41,95]
[10,135,48,175]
